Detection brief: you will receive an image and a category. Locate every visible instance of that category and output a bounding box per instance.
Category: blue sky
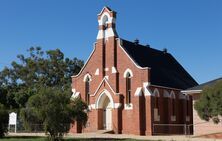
[0,0,221,84]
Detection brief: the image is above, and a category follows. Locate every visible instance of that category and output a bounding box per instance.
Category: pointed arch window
[83,74,92,105]
[186,96,189,116]
[171,91,176,116]
[126,72,132,104]
[153,89,160,121]
[85,77,90,105]
[154,90,160,109]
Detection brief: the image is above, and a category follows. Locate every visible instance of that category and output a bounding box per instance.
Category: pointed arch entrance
[96,89,113,130]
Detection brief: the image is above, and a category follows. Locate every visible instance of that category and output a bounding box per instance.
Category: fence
[8,124,45,133]
[152,124,193,135]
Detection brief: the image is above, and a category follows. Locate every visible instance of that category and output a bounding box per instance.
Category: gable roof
[120,39,198,90]
[186,77,222,91]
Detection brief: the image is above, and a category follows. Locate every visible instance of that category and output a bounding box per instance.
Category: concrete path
[66,133,222,141]
[8,132,222,141]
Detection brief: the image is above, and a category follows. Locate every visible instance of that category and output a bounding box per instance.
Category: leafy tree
[0,47,84,109]
[195,80,222,123]
[0,47,86,140]
[0,104,9,137]
[20,87,88,141]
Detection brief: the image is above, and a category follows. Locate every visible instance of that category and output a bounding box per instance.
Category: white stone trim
[124,103,133,110]
[98,12,115,26]
[95,89,114,109]
[143,82,153,96]
[105,75,109,80]
[97,30,104,39]
[72,88,76,94]
[181,90,202,94]
[97,7,110,16]
[170,91,176,99]
[123,68,133,78]
[111,67,117,73]
[117,38,149,70]
[83,73,92,82]
[135,87,143,96]
[96,27,117,40]
[114,103,122,109]
[89,104,96,110]
[95,68,99,75]
[97,28,117,40]
[71,92,80,100]
[104,68,109,71]
[153,88,160,97]
[91,77,119,96]
[163,90,170,98]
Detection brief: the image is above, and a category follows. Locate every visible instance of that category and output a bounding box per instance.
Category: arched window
[85,77,90,105]
[170,91,176,116]
[126,72,132,104]
[153,88,160,121]
[102,15,109,29]
[153,89,160,109]
[186,95,190,116]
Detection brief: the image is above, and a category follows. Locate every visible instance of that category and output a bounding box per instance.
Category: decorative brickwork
[70,6,195,136]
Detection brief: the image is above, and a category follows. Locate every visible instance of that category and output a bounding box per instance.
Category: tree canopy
[0,47,87,140]
[20,87,88,141]
[0,47,84,109]
[195,80,222,124]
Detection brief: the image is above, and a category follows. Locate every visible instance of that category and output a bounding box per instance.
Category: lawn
[0,136,154,141]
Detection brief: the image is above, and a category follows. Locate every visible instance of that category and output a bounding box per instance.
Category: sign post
[9,112,17,133]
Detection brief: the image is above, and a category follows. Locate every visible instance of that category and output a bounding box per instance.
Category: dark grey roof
[121,39,198,90]
[187,77,222,90]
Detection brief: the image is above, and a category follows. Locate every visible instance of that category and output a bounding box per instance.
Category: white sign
[9,112,17,125]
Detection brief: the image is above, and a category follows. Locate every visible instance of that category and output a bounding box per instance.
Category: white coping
[91,77,119,96]
[124,103,133,110]
[111,67,117,73]
[95,68,99,75]
[83,73,92,82]
[123,68,133,78]
[134,87,143,96]
[181,90,202,94]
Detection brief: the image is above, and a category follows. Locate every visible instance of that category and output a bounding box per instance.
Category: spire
[97,7,118,40]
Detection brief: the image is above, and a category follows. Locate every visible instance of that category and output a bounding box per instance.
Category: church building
[70,7,198,135]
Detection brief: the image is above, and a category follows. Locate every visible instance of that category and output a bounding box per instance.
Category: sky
[0,0,221,84]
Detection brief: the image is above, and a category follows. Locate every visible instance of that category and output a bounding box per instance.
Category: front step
[96,130,114,134]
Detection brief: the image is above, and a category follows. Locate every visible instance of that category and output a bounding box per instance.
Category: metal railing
[152,124,193,136]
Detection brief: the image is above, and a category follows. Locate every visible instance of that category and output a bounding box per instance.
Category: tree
[195,80,222,124]
[0,47,84,109]
[0,47,86,140]
[0,104,9,137]
[20,87,88,141]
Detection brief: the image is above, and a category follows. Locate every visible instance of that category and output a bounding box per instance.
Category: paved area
[8,132,222,141]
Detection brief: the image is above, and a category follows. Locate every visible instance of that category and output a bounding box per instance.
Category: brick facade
[70,7,194,136]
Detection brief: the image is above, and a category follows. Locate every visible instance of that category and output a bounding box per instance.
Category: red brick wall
[70,9,193,136]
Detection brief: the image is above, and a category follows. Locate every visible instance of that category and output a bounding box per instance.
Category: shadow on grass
[65,138,146,141]
[3,136,44,139]
[2,136,152,141]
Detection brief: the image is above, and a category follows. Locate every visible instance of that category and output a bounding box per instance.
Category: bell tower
[97,6,118,40]
[96,7,119,92]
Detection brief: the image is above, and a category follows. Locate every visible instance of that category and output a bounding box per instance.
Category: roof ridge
[120,38,169,55]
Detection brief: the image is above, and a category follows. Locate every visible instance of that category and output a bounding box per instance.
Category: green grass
[0,136,155,141]
[0,136,45,141]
